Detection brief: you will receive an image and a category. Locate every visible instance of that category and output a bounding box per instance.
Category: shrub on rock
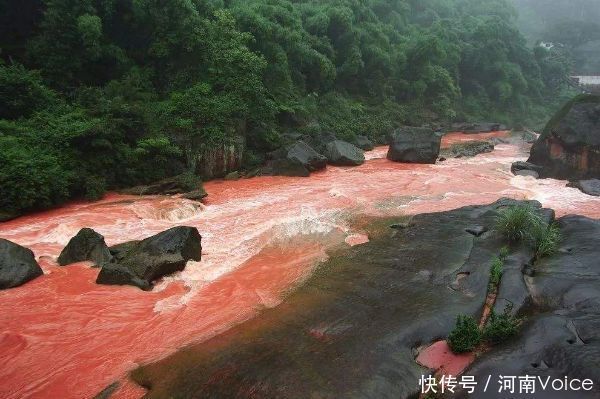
[448,314,481,353]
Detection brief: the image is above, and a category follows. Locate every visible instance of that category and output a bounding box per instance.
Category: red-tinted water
[0,132,598,398]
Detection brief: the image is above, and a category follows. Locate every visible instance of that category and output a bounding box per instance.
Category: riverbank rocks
[96,226,201,290]
[121,174,207,200]
[58,228,112,266]
[567,179,600,196]
[443,140,495,158]
[511,161,543,178]
[453,215,600,399]
[451,122,508,133]
[324,140,365,166]
[264,140,327,177]
[354,135,375,151]
[387,127,441,164]
[527,94,600,180]
[0,239,43,289]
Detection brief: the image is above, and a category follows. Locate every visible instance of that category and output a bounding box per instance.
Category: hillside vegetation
[0,0,571,217]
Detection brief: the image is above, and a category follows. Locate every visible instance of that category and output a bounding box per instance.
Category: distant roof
[571,76,600,85]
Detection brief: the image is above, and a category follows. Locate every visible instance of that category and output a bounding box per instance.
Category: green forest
[0,0,574,218]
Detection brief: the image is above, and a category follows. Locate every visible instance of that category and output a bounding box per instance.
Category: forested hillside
[0,0,572,218]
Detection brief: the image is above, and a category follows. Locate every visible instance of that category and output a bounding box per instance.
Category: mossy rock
[540,94,600,139]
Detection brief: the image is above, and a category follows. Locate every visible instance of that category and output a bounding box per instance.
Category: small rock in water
[514,169,539,178]
[567,179,600,197]
[224,171,240,181]
[390,222,412,229]
[181,188,208,201]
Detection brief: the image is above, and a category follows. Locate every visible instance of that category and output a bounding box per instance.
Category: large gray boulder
[266,158,310,177]
[325,140,365,166]
[57,228,112,266]
[355,135,375,151]
[0,239,43,289]
[96,226,202,290]
[528,95,600,180]
[264,140,327,176]
[286,141,327,172]
[387,127,441,164]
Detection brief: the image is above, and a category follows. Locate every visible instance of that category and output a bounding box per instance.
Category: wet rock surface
[443,141,495,158]
[451,215,600,399]
[57,228,112,266]
[0,238,44,289]
[121,174,207,199]
[131,199,548,399]
[568,179,600,196]
[528,95,600,180]
[451,122,508,134]
[96,226,201,289]
[387,126,442,164]
[511,161,543,177]
[324,140,365,166]
[265,140,327,176]
[354,135,375,151]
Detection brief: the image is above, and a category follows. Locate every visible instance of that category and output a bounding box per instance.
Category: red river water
[0,133,598,399]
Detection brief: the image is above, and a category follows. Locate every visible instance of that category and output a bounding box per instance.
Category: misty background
[512,0,600,74]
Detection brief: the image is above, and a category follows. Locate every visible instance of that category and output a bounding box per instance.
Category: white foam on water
[153,206,349,313]
[509,175,598,216]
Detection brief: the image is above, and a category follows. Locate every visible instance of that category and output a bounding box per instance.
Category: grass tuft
[483,304,520,345]
[447,315,481,353]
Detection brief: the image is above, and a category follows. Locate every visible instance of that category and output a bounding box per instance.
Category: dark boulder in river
[324,140,365,166]
[264,140,327,176]
[121,174,207,199]
[96,226,201,290]
[354,135,375,151]
[284,140,327,172]
[511,161,543,177]
[527,94,600,180]
[0,239,43,289]
[442,140,494,158]
[387,126,441,164]
[267,158,311,177]
[58,228,112,266]
[567,179,600,196]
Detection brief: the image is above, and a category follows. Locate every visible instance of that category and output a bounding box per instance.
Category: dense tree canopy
[0,0,572,217]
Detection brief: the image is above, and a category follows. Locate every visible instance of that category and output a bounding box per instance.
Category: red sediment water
[416,340,475,377]
[0,133,598,399]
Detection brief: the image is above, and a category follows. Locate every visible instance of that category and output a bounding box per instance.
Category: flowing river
[0,132,598,399]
